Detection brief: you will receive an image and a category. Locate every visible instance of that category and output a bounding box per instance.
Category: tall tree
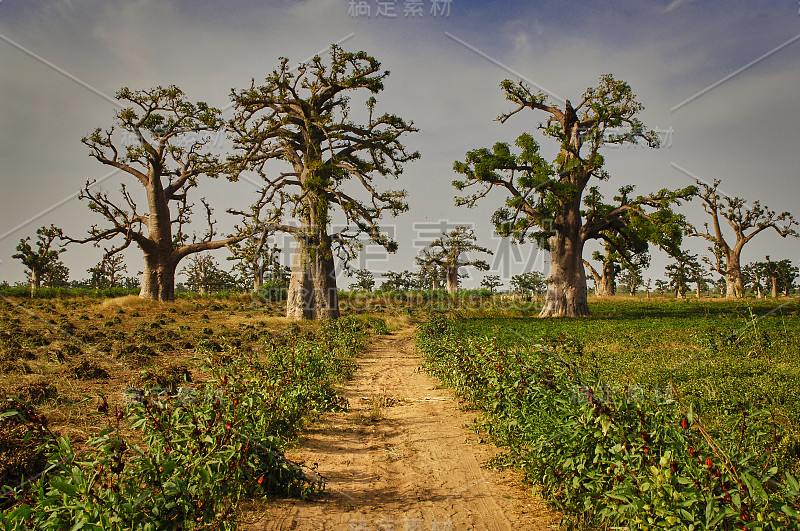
[229,46,419,319]
[417,226,492,294]
[64,86,248,301]
[690,179,798,298]
[227,189,289,292]
[12,225,65,297]
[654,279,669,294]
[742,261,767,298]
[583,247,621,297]
[580,188,672,298]
[453,75,695,316]
[228,233,284,292]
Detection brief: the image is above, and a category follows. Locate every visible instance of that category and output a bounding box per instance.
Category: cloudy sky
[1,0,799,289]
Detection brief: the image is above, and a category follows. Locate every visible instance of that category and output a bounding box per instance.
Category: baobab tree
[229,46,418,319]
[415,260,447,291]
[760,256,798,297]
[665,252,702,299]
[347,268,375,292]
[583,247,622,297]
[179,254,236,294]
[65,86,248,301]
[618,260,647,296]
[580,188,676,298]
[690,179,798,297]
[481,274,503,294]
[88,252,128,288]
[454,76,695,316]
[13,225,65,296]
[417,226,492,294]
[227,189,288,292]
[510,271,546,300]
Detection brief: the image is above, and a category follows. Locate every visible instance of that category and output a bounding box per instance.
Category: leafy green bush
[417,314,800,530]
[1,317,368,530]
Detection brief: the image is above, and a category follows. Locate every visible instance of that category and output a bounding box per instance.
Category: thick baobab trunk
[313,231,339,320]
[584,259,615,297]
[600,259,617,296]
[725,272,744,298]
[446,265,459,294]
[286,234,314,319]
[770,275,779,298]
[540,220,589,317]
[140,252,177,301]
[724,253,744,298]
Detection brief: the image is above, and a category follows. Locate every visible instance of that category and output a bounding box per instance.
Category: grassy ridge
[417,299,800,529]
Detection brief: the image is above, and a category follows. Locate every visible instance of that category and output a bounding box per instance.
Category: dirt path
[242,327,560,530]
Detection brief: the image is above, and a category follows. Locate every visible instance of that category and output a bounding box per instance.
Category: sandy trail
[242,327,560,530]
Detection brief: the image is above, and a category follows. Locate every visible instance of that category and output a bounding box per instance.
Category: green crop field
[417,298,800,529]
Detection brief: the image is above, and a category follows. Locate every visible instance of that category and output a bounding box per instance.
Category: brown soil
[241,327,560,530]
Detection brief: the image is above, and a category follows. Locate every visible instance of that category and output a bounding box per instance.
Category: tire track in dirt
[242,327,560,530]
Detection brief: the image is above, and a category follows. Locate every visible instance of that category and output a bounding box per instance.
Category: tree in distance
[753,256,798,298]
[87,252,128,289]
[228,45,419,319]
[179,253,238,294]
[416,226,492,294]
[481,274,503,294]
[618,258,647,296]
[415,260,447,291]
[65,86,248,301]
[665,251,703,299]
[580,185,680,298]
[379,270,416,291]
[453,75,696,316]
[510,271,546,300]
[226,198,286,294]
[12,225,67,297]
[347,268,375,293]
[690,179,798,298]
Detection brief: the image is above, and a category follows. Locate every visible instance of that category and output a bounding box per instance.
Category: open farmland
[0,294,390,529]
[417,298,800,529]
